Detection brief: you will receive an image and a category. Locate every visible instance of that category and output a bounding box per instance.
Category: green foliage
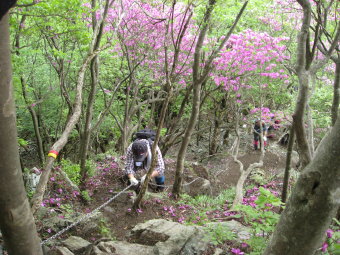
[81,190,92,202]
[325,218,340,255]
[235,187,283,254]
[59,204,75,220]
[61,159,81,185]
[205,223,236,245]
[310,85,333,132]
[160,128,167,137]
[18,137,28,147]
[27,190,35,199]
[249,169,266,185]
[98,217,115,239]
[178,188,235,211]
[85,159,96,177]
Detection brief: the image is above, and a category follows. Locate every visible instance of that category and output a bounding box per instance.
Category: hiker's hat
[132,140,148,162]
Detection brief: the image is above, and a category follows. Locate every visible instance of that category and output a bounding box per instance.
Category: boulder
[47,246,74,255]
[88,241,154,255]
[23,167,41,192]
[213,248,224,255]
[111,191,136,204]
[192,162,210,179]
[183,178,212,197]
[85,240,118,255]
[43,215,73,233]
[129,219,210,255]
[78,212,104,235]
[62,236,91,254]
[205,220,251,240]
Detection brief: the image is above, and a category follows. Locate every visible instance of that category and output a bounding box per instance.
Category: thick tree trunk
[264,111,340,255]
[331,62,340,126]
[0,13,43,255]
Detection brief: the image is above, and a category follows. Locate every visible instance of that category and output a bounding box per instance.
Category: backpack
[133,129,156,142]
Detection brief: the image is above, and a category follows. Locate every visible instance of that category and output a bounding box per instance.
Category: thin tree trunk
[293,0,340,168]
[293,72,312,168]
[14,15,45,165]
[172,0,217,197]
[79,56,99,187]
[133,91,171,209]
[21,77,45,165]
[172,0,248,197]
[331,62,340,126]
[231,111,264,208]
[0,13,43,255]
[209,117,220,155]
[281,125,295,204]
[292,0,313,168]
[264,111,340,255]
[306,103,314,155]
[30,0,114,213]
[30,47,104,214]
[172,79,203,196]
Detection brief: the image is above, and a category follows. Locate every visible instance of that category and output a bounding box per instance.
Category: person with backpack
[253,120,268,150]
[124,129,165,192]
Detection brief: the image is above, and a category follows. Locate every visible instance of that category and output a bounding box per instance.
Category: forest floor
[34,133,298,254]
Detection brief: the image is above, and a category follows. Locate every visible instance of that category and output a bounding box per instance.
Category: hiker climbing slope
[253,120,268,150]
[124,129,165,191]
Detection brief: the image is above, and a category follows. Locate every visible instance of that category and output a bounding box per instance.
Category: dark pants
[253,134,266,150]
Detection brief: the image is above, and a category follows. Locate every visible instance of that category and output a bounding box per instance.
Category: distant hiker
[253,120,268,150]
[124,129,165,192]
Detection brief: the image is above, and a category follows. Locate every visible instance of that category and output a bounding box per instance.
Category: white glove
[140,175,146,185]
[263,136,267,142]
[129,177,139,186]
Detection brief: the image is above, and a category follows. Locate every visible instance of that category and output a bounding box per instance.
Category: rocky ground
[2,131,299,255]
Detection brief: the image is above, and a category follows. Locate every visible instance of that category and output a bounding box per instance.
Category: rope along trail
[41,184,133,245]
[41,177,203,245]
[148,177,203,188]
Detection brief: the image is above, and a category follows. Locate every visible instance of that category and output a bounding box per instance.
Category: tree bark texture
[264,112,340,255]
[0,13,43,255]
